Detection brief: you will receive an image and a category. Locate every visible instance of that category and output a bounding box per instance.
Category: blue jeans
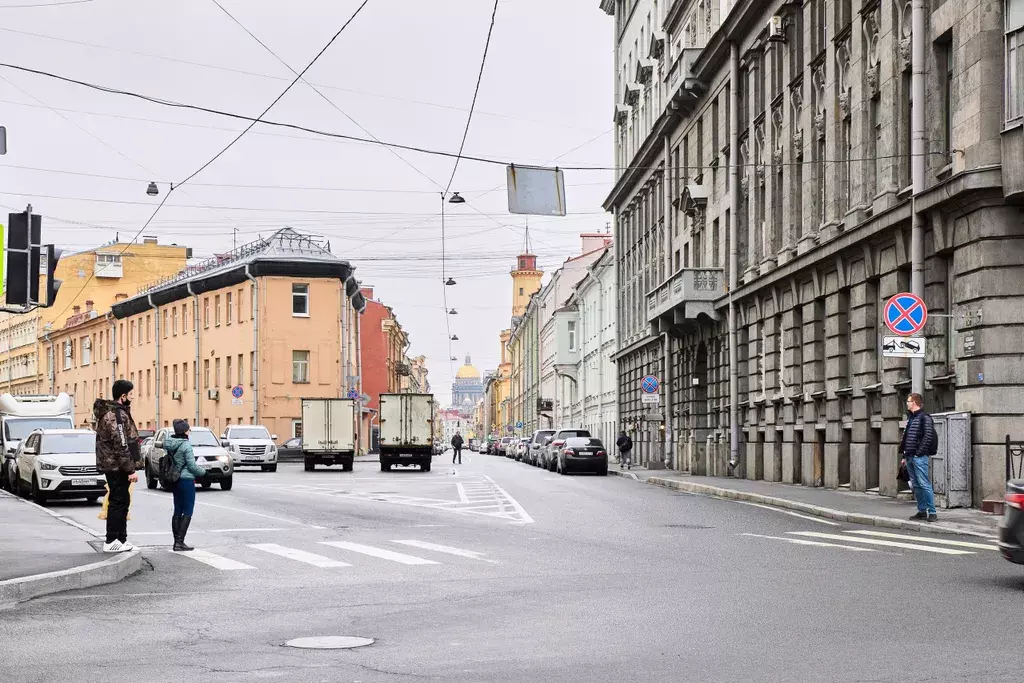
[172,479,196,517]
[906,455,936,514]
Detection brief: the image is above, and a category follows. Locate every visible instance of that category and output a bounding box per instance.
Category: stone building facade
[601,0,1024,505]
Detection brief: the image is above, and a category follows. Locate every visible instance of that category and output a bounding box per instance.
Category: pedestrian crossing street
[742,529,1000,557]
[171,537,499,572]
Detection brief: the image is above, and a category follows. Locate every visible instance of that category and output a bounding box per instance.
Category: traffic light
[44,244,62,307]
[6,210,40,308]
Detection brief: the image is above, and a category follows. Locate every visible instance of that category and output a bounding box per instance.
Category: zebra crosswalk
[169,538,496,572]
[742,528,1000,556]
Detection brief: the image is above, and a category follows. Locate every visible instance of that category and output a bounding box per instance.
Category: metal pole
[910,0,926,395]
[355,306,362,455]
[728,43,741,470]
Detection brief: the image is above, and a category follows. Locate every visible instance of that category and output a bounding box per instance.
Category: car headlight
[269,444,277,453]
[217,455,229,463]
[38,461,58,470]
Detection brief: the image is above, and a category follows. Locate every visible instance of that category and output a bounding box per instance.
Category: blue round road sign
[884,293,928,336]
[516,421,523,429]
[231,385,243,399]
[640,375,659,393]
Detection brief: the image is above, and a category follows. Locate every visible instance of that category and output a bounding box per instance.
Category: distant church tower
[511,223,543,317]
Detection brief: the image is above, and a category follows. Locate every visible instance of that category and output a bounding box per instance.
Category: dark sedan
[278,437,303,463]
[999,480,1024,564]
[556,437,608,476]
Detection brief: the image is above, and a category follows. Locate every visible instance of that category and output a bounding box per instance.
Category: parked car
[515,438,530,461]
[999,480,1024,564]
[222,424,278,472]
[525,429,555,466]
[497,436,514,456]
[541,428,592,471]
[278,437,303,462]
[555,436,608,476]
[137,429,155,446]
[145,426,234,491]
[14,429,105,505]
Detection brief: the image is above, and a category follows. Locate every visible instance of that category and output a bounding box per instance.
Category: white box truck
[0,393,75,493]
[378,393,434,472]
[300,398,356,472]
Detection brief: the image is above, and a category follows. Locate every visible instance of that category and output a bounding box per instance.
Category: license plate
[72,478,95,486]
[243,456,262,462]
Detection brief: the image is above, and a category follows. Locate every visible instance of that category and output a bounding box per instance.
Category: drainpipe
[187,282,200,425]
[910,0,925,395]
[244,265,259,424]
[354,306,362,455]
[42,330,53,395]
[662,331,673,469]
[148,294,160,428]
[728,41,741,471]
[106,312,115,394]
[662,134,674,469]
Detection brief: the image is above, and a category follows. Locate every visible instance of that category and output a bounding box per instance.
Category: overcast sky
[0,0,614,403]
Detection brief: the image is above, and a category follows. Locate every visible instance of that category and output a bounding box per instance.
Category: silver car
[222,425,279,472]
[145,427,234,491]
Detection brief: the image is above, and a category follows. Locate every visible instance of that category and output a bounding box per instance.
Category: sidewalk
[0,491,142,606]
[609,466,1000,538]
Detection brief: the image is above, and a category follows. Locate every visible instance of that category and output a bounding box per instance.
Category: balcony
[647,268,724,331]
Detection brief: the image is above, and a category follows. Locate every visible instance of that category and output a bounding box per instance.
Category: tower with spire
[511,221,544,318]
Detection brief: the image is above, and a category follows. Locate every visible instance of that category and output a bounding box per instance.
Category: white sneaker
[120,541,136,552]
[103,540,124,553]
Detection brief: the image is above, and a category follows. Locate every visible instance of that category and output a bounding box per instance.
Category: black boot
[173,515,194,552]
[171,515,182,545]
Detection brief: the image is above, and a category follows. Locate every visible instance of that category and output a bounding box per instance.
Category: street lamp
[450,335,459,341]
[445,278,456,286]
[448,192,466,204]
[448,309,458,315]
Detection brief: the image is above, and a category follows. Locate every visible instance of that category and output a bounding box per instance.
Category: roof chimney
[114,293,128,301]
[143,236,158,245]
[85,300,94,311]
[72,305,81,315]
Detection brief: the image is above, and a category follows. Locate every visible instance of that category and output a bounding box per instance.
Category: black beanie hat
[173,419,190,437]
[112,379,133,401]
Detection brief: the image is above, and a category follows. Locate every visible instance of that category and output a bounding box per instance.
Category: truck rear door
[301,399,326,452]
[328,400,355,451]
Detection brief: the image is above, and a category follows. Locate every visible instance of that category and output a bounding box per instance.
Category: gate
[931,412,972,509]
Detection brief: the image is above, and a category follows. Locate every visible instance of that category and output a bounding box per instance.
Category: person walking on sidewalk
[451,432,464,464]
[164,420,207,552]
[616,430,633,470]
[94,380,141,553]
[899,392,938,522]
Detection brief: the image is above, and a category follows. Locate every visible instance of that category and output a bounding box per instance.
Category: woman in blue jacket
[164,419,206,551]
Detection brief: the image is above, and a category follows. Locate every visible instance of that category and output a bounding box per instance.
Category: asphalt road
[2,450,1022,682]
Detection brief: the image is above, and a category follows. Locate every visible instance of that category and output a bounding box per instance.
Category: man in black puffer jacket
[899,393,938,522]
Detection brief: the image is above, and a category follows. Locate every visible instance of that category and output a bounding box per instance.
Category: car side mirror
[271,434,278,441]
[221,440,230,448]
[154,437,164,449]
[220,433,227,440]
[23,447,37,456]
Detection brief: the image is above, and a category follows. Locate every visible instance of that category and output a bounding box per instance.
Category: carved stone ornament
[740,173,750,198]
[899,37,912,71]
[866,63,880,97]
[793,128,804,160]
[693,206,706,233]
[813,111,826,141]
[756,164,766,187]
[773,145,784,169]
[838,90,850,119]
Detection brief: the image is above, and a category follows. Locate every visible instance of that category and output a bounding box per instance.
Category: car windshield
[188,430,220,447]
[532,431,555,443]
[557,430,591,440]
[501,438,512,443]
[565,437,604,449]
[227,427,271,440]
[6,417,74,441]
[40,433,95,454]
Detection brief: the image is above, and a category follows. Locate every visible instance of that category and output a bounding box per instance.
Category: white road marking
[844,530,1000,551]
[248,543,351,568]
[741,533,874,551]
[737,501,840,526]
[789,531,974,555]
[194,500,308,526]
[320,541,438,565]
[208,527,288,533]
[482,475,535,524]
[456,483,470,503]
[391,540,497,563]
[179,549,256,570]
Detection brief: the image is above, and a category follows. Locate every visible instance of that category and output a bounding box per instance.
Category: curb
[0,550,142,606]
[618,473,996,539]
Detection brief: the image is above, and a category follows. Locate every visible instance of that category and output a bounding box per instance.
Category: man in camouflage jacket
[94,379,140,552]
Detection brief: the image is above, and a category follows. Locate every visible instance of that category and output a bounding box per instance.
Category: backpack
[158,446,181,488]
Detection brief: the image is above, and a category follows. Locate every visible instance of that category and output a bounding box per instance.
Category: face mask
[121,399,131,409]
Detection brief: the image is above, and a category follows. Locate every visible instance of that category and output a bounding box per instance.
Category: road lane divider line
[456,483,470,503]
[208,527,289,533]
[248,543,351,568]
[319,541,438,565]
[741,533,875,551]
[481,475,535,524]
[179,549,256,571]
[194,501,308,526]
[843,530,999,551]
[789,531,974,555]
[737,501,840,526]
[391,540,498,563]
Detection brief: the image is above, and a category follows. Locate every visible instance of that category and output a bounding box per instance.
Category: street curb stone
[0,550,142,607]
[612,470,995,539]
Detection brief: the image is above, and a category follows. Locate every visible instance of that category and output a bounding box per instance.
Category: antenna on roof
[521,218,532,254]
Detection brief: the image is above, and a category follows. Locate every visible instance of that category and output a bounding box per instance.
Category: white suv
[221,425,278,472]
[14,429,105,505]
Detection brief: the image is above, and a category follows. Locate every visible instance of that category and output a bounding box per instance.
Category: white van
[0,393,75,493]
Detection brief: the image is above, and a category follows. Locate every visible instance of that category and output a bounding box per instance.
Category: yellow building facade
[0,238,188,395]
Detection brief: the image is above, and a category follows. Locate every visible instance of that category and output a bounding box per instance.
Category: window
[63,341,71,370]
[215,295,221,326]
[226,292,233,325]
[226,356,233,388]
[215,357,221,388]
[250,351,255,385]
[1010,0,1024,122]
[119,323,124,350]
[129,321,135,347]
[172,307,178,336]
[519,287,524,296]
[146,315,152,343]
[568,321,577,351]
[237,288,243,322]
[292,284,309,316]
[173,364,179,392]
[203,360,210,389]
[250,285,255,321]
[204,297,210,328]
[238,353,244,385]
[162,310,168,338]
[938,33,954,159]
[183,362,188,392]
[292,350,310,383]
[183,304,189,333]
[81,336,91,366]
[146,369,151,397]
[163,365,168,394]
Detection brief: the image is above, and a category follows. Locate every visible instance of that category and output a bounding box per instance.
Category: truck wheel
[422,462,431,472]
[304,460,315,472]
[381,462,391,472]
[342,461,353,472]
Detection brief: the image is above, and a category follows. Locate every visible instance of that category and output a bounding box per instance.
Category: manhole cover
[284,636,374,650]
[661,523,713,529]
